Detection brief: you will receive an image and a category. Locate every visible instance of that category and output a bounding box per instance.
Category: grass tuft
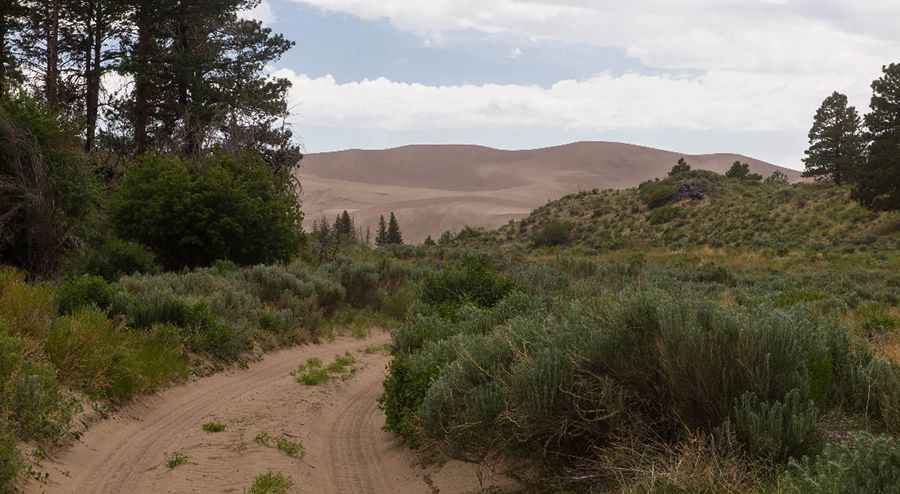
[245,471,292,494]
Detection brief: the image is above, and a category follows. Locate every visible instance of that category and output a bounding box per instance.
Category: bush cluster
[383,254,900,491]
[112,152,303,270]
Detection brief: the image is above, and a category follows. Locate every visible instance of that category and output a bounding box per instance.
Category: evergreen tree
[423,235,435,247]
[669,157,691,176]
[333,210,354,243]
[116,0,297,165]
[375,215,387,246]
[854,63,900,211]
[725,161,762,181]
[0,2,25,95]
[386,212,403,245]
[802,91,865,184]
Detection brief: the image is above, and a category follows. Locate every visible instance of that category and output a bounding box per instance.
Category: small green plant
[363,343,390,354]
[245,471,293,494]
[254,432,304,458]
[202,421,226,433]
[295,358,329,385]
[166,452,188,469]
[294,354,356,385]
[326,353,356,375]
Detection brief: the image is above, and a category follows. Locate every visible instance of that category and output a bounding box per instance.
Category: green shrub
[648,205,683,225]
[532,220,573,247]
[420,258,513,314]
[202,421,226,433]
[112,152,302,270]
[10,362,75,442]
[639,181,679,209]
[245,471,293,494]
[721,389,819,462]
[0,420,19,494]
[47,309,187,402]
[78,238,159,281]
[0,269,56,339]
[57,275,115,315]
[1,323,76,443]
[781,433,900,493]
[166,452,188,469]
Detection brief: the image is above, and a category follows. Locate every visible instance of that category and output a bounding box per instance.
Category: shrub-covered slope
[481,171,900,253]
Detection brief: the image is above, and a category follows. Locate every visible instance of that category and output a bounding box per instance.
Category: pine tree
[386,212,403,245]
[116,0,296,163]
[802,91,865,184]
[669,157,691,176]
[333,210,354,243]
[0,2,25,95]
[423,235,435,246]
[375,215,387,246]
[854,63,900,211]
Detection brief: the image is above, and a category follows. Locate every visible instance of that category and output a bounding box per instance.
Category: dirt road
[26,332,515,494]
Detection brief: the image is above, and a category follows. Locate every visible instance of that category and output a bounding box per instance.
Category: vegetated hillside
[480,169,900,253]
[297,142,798,243]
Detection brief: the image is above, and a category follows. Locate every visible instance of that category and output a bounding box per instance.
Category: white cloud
[275,67,868,137]
[289,0,900,75]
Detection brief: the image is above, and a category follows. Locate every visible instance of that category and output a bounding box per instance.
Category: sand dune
[297,141,799,243]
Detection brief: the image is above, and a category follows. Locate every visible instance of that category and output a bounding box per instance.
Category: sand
[26,332,515,494]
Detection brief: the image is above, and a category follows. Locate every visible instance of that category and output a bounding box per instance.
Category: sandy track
[26,332,514,494]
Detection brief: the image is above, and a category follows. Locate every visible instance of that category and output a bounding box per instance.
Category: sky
[242,0,900,169]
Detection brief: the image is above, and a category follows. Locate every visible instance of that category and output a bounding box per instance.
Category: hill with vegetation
[463,169,900,254]
[298,142,799,243]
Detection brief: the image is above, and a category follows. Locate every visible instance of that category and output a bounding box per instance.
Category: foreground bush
[112,152,303,270]
[384,273,899,489]
[46,308,187,402]
[780,432,900,493]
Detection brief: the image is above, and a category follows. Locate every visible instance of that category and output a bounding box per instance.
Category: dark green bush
[781,433,900,493]
[639,181,679,209]
[532,220,573,247]
[57,275,115,315]
[112,152,302,270]
[78,238,159,281]
[420,258,513,314]
[648,205,683,225]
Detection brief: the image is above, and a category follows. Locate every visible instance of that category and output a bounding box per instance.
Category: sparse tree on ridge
[726,161,762,181]
[853,63,900,211]
[802,91,866,185]
[669,157,691,176]
[386,212,403,245]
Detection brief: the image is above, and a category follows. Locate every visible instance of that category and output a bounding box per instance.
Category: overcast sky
[244,0,900,169]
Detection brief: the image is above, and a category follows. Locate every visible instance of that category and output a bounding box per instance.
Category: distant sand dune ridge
[297,142,799,244]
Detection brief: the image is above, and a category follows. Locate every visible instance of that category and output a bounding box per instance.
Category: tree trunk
[134,2,150,155]
[84,0,102,153]
[45,0,60,109]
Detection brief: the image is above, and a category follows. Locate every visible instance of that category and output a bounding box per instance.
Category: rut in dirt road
[26,332,511,494]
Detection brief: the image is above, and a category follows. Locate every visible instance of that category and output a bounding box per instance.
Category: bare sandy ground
[26,333,516,494]
[297,141,799,243]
